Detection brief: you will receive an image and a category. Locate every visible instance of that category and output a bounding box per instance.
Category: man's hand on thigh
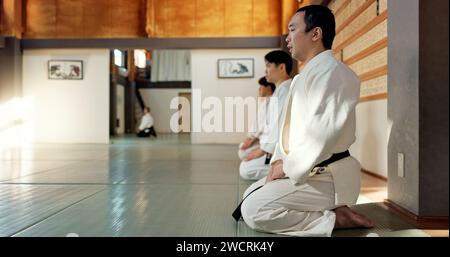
[245,148,266,161]
[266,160,286,184]
[241,137,256,150]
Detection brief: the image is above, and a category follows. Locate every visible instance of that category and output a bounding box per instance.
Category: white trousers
[239,154,270,181]
[241,171,340,237]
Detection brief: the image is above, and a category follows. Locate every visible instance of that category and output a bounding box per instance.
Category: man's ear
[278,63,286,73]
[312,27,323,43]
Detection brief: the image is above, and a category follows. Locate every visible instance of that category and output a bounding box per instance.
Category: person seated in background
[137,107,157,138]
[239,50,293,181]
[238,77,275,160]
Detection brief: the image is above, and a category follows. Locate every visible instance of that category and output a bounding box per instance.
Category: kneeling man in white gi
[238,5,374,236]
[239,50,293,181]
[238,77,275,161]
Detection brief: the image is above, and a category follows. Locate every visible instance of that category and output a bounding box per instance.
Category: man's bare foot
[333,206,375,229]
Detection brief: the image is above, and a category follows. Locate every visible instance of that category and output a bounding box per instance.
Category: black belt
[314,150,350,168]
[232,150,350,222]
[264,153,272,165]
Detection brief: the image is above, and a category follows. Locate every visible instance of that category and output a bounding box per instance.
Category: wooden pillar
[145,0,155,37]
[1,0,23,38]
[281,0,298,35]
[125,50,137,134]
[125,81,136,134]
[0,37,21,103]
[109,50,117,136]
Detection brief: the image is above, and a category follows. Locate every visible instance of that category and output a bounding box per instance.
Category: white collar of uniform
[273,78,292,96]
[277,79,292,91]
[279,78,292,89]
[300,50,333,75]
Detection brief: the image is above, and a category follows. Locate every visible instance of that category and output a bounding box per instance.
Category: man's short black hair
[264,50,293,75]
[258,76,276,93]
[297,5,336,50]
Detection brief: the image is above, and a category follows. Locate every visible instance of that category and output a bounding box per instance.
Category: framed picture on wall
[48,60,83,80]
[217,58,254,78]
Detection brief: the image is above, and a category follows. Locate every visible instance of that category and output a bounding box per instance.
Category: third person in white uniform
[238,77,276,161]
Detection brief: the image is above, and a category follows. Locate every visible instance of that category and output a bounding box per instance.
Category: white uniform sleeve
[260,139,276,154]
[260,85,289,154]
[284,67,359,185]
[270,142,283,164]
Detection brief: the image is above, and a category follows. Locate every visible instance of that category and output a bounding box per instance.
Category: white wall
[139,88,191,133]
[191,49,276,144]
[22,49,109,144]
[350,99,389,178]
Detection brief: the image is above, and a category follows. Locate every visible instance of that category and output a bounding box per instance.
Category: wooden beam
[333,0,351,17]
[384,200,449,229]
[359,65,387,82]
[21,37,281,49]
[336,0,377,34]
[333,10,387,54]
[344,37,387,65]
[136,80,191,89]
[127,49,136,82]
[360,92,387,102]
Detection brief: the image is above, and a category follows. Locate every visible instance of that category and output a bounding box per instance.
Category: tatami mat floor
[0,134,445,237]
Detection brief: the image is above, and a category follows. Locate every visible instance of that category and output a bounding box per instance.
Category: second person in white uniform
[239,50,293,181]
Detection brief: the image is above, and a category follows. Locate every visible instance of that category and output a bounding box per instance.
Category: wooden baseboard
[384,199,449,229]
[361,169,387,181]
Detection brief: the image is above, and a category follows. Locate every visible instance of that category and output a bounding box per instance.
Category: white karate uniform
[241,50,361,236]
[139,113,154,131]
[238,98,269,161]
[239,79,291,180]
